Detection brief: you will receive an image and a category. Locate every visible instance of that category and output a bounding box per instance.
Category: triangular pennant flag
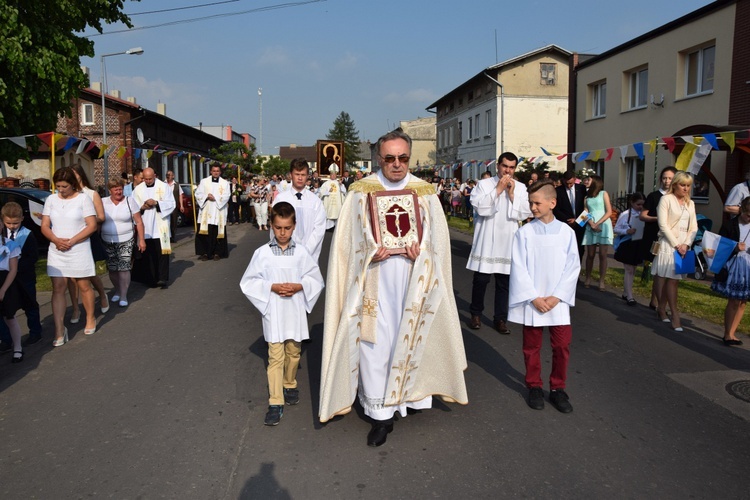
[98,144,108,159]
[687,142,713,175]
[605,148,614,161]
[619,145,629,163]
[675,142,697,171]
[124,147,132,159]
[36,132,54,147]
[75,139,89,154]
[146,150,154,159]
[557,154,568,161]
[62,136,77,151]
[703,133,719,150]
[663,137,676,153]
[540,147,557,156]
[591,150,602,161]
[134,149,141,160]
[633,143,644,160]
[680,135,695,145]
[8,136,27,149]
[571,153,579,164]
[647,139,657,154]
[720,132,735,152]
[85,142,98,154]
[578,151,590,162]
[117,147,126,159]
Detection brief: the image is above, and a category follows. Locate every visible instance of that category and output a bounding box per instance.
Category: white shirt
[274,187,327,262]
[102,196,140,243]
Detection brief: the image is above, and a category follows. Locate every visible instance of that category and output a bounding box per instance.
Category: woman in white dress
[41,167,98,345]
[651,171,698,332]
[68,165,109,319]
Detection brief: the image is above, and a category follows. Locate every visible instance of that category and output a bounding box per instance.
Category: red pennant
[662,137,676,153]
[605,148,614,161]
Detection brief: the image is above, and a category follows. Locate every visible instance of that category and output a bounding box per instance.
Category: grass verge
[35,259,108,292]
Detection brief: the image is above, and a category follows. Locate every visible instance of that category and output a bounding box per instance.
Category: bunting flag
[557,154,568,161]
[75,139,89,154]
[578,151,590,163]
[663,137,676,153]
[98,144,108,159]
[647,139,657,154]
[720,132,735,153]
[605,148,614,161]
[8,136,26,149]
[62,137,77,151]
[633,143,644,160]
[85,142,98,154]
[134,149,141,160]
[540,146,558,156]
[687,141,713,175]
[619,145,629,163]
[146,150,153,159]
[680,136,695,146]
[591,150,602,161]
[116,147,126,159]
[675,141,697,171]
[704,133,719,150]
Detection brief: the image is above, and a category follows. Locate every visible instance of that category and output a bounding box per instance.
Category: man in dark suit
[554,170,587,261]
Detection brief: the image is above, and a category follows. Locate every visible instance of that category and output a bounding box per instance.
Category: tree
[0,1,133,166]
[260,156,290,178]
[326,111,361,167]
[208,142,258,181]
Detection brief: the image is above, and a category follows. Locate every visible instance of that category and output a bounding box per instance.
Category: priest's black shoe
[367,420,393,447]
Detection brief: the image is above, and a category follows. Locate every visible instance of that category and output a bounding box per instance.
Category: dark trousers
[0,279,41,343]
[470,271,509,322]
[228,201,240,223]
[522,324,572,390]
[132,238,170,287]
[195,225,228,258]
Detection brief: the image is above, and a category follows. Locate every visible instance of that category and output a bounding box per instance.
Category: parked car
[0,187,52,252]
[176,184,197,227]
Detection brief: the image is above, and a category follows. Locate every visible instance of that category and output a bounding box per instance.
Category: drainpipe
[484,72,504,154]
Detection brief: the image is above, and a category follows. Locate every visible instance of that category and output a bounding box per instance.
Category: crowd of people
[1,129,747,452]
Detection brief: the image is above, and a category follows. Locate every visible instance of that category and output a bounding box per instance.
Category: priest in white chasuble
[319,129,467,447]
[318,166,347,230]
[195,164,231,260]
[132,168,175,288]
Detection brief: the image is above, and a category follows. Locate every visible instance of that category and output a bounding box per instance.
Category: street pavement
[0,221,749,499]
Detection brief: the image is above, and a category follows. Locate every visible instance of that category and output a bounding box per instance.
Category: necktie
[295,192,302,200]
[9,231,14,241]
[569,188,575,208]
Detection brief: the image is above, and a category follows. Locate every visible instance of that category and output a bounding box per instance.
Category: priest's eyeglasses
[380,154,410,164]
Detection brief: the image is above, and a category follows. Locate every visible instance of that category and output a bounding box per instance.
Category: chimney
[157,103,167,116]
[109,89,121,99]
[126,96,137,104]
[91,81,102,92]
[81,66,90,78]
[289,144,297,148]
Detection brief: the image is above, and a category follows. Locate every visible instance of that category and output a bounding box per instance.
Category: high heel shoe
[101,296,110,314]
[70,311,81,324]
[52,328,69,347]
[84,325,97,335]
[12,350,23,363]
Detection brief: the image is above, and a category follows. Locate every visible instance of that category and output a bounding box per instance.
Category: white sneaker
[119,300,128,307]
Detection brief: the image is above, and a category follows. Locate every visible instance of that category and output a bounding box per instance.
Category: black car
[0,187,51,252]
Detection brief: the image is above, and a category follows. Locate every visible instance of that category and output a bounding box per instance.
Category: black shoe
[367,420,394,447]
[283,388,300,405]
[627,298,637,306]
[469,315,481,330]
[156,280,169,289]
[23,335,42,346]
[11,350,23,363]
[0,341,13,353]
[494,320,511,335]
[199,254,209,261]
[723,338,743,346]
[406,407,422,415]
[549,389,573,413]
[527,387,544,410]
[264,405,283,426]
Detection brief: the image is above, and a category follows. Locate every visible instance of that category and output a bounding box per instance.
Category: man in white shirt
[195,165,231,261]
[466,152,532,334]
[273,159,327,262]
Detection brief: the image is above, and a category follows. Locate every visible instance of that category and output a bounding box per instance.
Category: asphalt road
[0,222,748,499]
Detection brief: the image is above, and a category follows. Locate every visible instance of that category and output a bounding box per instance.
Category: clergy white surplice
[318,178,347,229]
[240,244,324,343]
[467,176,532,275]
[133,180,175,240]
[508,218,580,327]
[195,176,230,228]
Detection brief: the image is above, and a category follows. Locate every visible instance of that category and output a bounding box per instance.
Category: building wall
[400,116,436,169]
[575,3,736,225]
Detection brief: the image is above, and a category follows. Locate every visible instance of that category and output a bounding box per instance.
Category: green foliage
[0,1,134,166]
[260,156,289,178]
[514,160,550,185]
[326,111,361,167]
[208,141,257,180]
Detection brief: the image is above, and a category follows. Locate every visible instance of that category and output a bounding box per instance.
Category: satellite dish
[136,128,145,143]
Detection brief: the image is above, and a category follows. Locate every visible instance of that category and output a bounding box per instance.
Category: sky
[79,0,712,155]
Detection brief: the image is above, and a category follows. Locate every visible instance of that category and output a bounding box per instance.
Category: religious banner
[368,189,423,256]
[316,140,344,178]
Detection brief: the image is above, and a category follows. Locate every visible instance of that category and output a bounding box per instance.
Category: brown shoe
[199,254,209,261]
[494,320,511,335]
[469,315,481,329]
[213,254,221,261]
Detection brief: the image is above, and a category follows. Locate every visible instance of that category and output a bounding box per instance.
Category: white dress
[43,193,96,278]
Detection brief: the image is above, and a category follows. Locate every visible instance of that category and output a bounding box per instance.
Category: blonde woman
[652,171,698,332]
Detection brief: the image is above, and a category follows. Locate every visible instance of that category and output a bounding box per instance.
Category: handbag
[650,241,661,255]
[674,250,696,274]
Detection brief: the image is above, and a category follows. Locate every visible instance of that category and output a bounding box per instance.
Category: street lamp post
[100,47,144,187]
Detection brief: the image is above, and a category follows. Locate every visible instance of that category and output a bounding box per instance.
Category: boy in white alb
[240,202,324,426]
[508,181,580,413]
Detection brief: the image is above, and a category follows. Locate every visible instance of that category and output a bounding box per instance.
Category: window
[81,103,94,125]
[475,114,481,138]
[587,160,605,181]
[626,157,645,193]
[591,81,606,118]
[485,109,491,136]
[686,45,715,95]
[541,63,556,85]
[467,117,473,140]
[692,155,711,201]
[628,68,648,109]
[457,122,462,145]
